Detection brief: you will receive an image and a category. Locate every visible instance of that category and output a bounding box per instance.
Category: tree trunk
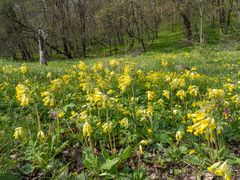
[38,29,48,65]
[181,13,192,41]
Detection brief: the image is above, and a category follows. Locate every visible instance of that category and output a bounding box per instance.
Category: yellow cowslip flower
[191,67,197,71]
[207,89,225,99]
[170,78,185,89]
[107,89,114,95]
[16,84,32,106]
[161,60,168,67]
[187,85,198,97]
[147,128,153,135]
[20,64,28,74]
[0,81,9,90]
[41,91,54,107]
[78,61,87,71]
[61,74,70,84]
[51,79,63,92]
[139,144,144,154]
[109,71,115,77]
[190,72,201,79]
[176,90,186,100]
[119,118,129,127]
[58,111,65,118]
[187,110,217,138]
[82,122,92,137]
[173,109,179,115]
[157,99,164,106]
[147,105,154,118]
[104,67,110,76]
[147,91,156,101]
[70,111,78,120]
[147,72,161,84]
[78,111,88,122]
[137,70,144,78]
[92,62,103,72]
[93,88,104,103]
[109,59,120,67]
[140,140,149,145]
[123,64,132,74]
[139,139,149,155]
[162,90,170,99]
[37,130,46,141]
[189,149,195,155]
[208,161,231,180]
[224,83,234,92]
[119,74,132,92]
[175,131,183,141]
[13,127,23,140]
[102,122,113,133]
[231,95,240,105]
[47,72,52,78]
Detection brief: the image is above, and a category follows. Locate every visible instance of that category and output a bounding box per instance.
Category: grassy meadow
[0,47,240,179]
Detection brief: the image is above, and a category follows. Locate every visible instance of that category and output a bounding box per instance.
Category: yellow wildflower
[162,90,170,99]
[158,99,164,106]
[58,111,65,118]
[147,128,153,135]
[208,161,231,180]
[78,61,87,71]
[139,144,144,154]
[78,111,88,122]
[51,79,63,92]
[41,91,54,107]
[175,131,183,141]
[119,74,132,92]
[140,140,149,145]
[189,149,195,155]
[176,89,186,100]
[13,127,23,140]
[20,64,28,74]
[207,89,225,99]
[83,122,92,137]
[231,95,240,105]
[187,85,198,97]
[102,122,113,133]
[170,78,185,89]
[147,91,156,101]
[119,118,129,127]
[47,72,52,78]
[37,130,46,141]
[109,59,120,67]
[92,62,103,72]
[16,84,32,106]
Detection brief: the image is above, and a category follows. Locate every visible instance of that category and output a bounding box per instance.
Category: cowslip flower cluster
[13,127,23,140]
[19,64,28,74]
[41,91,54,107]
[187,85,198,97]
[207,89,225,99]
[119,118,129,127]
[37,130,46,141]
[82,122,92,137]
[187,111,216,140]
[208,161,231,180]
[119,74,132,92]
[16,84,32,106]
[147,91,156,101]
[102,122,113,133]
[139,139,149,154]
[176,89,186,100]
[175,131,183,141]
